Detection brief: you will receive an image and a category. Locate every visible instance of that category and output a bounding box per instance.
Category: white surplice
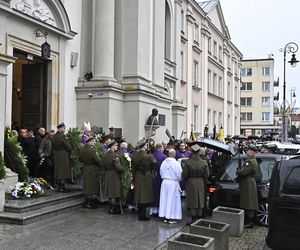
[159,157,183,220]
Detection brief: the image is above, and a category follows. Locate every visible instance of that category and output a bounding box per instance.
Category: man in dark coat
[183,144,209,226]
[150,143,167,216]
[38,129,55,184]
[236,145,258,228]
[79,137,103,209]
[52,123,72,192]
[102,140,123,214]
[132,139,157,221]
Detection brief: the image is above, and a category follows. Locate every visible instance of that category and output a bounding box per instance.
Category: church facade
[0,0,242,150]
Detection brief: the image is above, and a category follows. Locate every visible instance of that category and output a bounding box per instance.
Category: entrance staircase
[0,189,84,225]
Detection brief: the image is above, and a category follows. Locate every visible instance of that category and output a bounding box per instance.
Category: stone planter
[0,182,5,212]
[190,219,230,250]
[212,206,244,237]
[168,232,214,250]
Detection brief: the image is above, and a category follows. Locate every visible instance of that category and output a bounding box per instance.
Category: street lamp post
[280,42,299,142]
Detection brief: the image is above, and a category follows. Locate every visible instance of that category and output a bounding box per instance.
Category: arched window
[165,1,171,60]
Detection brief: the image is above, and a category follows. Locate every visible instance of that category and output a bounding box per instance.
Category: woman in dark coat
[79,137,103,208]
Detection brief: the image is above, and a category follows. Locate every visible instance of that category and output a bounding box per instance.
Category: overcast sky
[220,0,300,107]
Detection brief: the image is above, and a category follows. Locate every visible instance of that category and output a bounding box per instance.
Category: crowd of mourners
[12,122,285,226]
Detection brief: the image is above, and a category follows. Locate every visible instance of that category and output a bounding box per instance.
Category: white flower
[12,190,19,198]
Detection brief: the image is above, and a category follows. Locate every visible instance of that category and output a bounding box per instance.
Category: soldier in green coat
[52,123,72,192]
[102,140,123,214]
[236,144,258,228]
[183,144,209,226]
[132,139,157,221]
[79,137,103,209]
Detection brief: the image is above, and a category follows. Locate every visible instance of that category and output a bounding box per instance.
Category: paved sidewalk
[0,205,270,250]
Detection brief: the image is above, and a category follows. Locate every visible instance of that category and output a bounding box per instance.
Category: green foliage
[67,128,84,180]
[95,141,105,158]
[0,151,5,180]
[4,128,29,181]
[119,153,132,202]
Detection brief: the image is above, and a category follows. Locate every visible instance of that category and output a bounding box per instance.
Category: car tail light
[208,185,217,193]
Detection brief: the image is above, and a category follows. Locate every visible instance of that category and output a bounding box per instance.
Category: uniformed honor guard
[132,139,157,221]
[183,144,209,226]
[102,140,123,214]
[52,122,72,192]
[79,136,103,208]
[236,144,259,228]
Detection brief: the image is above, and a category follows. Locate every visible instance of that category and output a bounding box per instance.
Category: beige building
[240,58,275,136]
[0,0,242,152]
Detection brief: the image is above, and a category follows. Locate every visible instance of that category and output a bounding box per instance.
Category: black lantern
[41,42,51,58]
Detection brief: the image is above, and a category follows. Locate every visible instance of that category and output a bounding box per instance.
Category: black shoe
[84,199,95,209]
[91,199,99,209]
[244,222,254,228]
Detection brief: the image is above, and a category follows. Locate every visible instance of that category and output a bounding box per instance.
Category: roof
[197,0,219,13]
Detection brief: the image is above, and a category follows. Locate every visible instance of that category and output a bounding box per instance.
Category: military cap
[137,138,147,148]
[107,140,118,148]
[191,144,201,152]
[245,144,258,152]
[86,136,95,143]
[57,122,65,129]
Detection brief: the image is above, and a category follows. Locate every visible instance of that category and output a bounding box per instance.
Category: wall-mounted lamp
[71,52,78,68]
[84,71,93,81]
[88,93,93,98]
[34,28,50,58]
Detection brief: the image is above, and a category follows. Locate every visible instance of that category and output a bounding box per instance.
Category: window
[213,111,216,127]
[241,82,252,90]
[227,55,231,69]
[213,41,217,57]
[241,112,252,121]
[234,86,238,104]
[262,67,270,76]
[165,2,171,59]
[262,112,270,121]
[193,105,198,131]
[194,23,199,43]
[240,97,252,106]
[240,68,252,76]
[213,73,217,94]
[262,97,270,107]
[193,61,199,86]
[207,109,211,129]
[219,46,223,61]
[208,37,211,53]
[283,167,300,195]
[207,69,211,92]
[262,82,270,91]
[181,52,184,80]
[219,112,222,128]
[219,77,223,97]
[180,10,184,32]
[227,82,231,101]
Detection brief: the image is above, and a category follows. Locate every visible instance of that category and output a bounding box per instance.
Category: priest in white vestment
[159,148,183,223]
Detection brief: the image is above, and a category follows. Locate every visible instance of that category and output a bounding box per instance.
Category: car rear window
[220,158,275,182]
[282,167,300,195]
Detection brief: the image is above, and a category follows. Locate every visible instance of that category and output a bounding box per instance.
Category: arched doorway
[12,49,49,130]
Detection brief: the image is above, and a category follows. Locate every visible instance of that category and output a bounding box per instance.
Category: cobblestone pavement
[0,205,270,250]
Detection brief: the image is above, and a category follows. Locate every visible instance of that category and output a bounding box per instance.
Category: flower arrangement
[4,128,29,181]
[28,177,54,190]
[119,152,132,202]
[9,180,44,199]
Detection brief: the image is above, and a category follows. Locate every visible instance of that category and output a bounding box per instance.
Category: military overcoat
[52,131,72,179]
[102,150,123,199]
[183,154,209,209]
[132,150,157,204]
[79,145,103,195]
[236,156,258,210]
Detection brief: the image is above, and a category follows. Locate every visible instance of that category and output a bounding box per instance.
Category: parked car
[266,157,300,249]
[207,153,291,226]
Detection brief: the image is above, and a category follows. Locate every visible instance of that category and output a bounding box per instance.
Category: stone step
[0,197,85,225]
[4,190,83,213]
